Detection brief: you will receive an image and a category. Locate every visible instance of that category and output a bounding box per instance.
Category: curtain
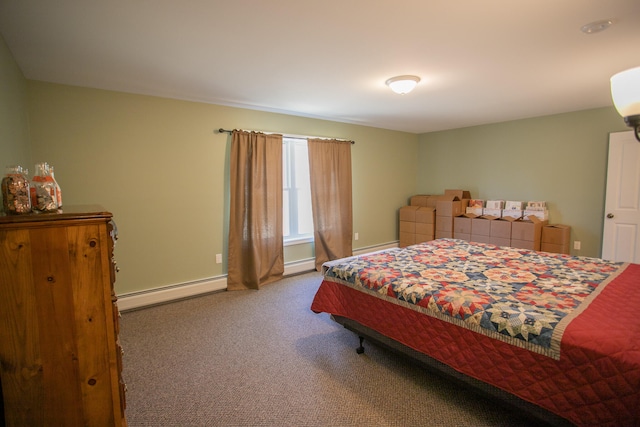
[308,139,353,271]
[227,130,284,290]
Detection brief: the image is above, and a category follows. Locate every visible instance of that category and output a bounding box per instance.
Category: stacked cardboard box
[453,216,471,241]
[511,217,547,250]
[541,224,571,254]
[436,196,467,239]
[490,219,512,247]
[470,217,491,244]
[399,205,435,247]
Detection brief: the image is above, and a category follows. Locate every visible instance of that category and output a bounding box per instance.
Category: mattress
[311,238,640,426]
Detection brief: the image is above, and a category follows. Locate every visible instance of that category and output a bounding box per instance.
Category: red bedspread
[311,239,640,426]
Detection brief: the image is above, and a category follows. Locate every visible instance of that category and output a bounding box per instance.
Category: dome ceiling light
[385,75,420,95]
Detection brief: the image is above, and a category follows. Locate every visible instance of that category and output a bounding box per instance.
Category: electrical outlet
[573,241,581,250]
[354,232,359,241]
[216,253,222,264]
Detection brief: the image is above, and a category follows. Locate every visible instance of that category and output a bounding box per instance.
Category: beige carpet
[119,271,548,426]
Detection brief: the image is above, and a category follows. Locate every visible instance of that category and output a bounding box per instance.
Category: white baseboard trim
[117,241,399,312]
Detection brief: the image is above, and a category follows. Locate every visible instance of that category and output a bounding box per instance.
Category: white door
[602,131,640,263]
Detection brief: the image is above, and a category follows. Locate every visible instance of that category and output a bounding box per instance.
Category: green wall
[0,35,31,172]
[2,33,632,295]
[25,81,418,295]
[417,110,630,258]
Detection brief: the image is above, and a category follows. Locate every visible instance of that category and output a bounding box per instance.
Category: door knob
[607,213,614,219]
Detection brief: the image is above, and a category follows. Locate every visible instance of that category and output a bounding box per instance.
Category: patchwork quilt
[311,239,640,427]
[322,238,624,360]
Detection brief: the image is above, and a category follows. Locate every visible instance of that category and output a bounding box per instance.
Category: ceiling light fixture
[611,66,640,142]
[385,75,420,94]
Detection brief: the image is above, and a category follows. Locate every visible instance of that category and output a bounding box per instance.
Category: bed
[310,238,640,427]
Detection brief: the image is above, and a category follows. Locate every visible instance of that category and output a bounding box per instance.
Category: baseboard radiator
[118,241,399,312]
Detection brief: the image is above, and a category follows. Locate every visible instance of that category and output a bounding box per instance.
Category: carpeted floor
[119,271,543,426]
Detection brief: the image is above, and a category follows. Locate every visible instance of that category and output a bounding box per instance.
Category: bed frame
[332,315,575,427]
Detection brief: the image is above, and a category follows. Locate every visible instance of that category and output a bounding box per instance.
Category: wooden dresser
[0,205,126,426]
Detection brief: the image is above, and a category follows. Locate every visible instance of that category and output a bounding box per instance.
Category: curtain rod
[216,128,355,144]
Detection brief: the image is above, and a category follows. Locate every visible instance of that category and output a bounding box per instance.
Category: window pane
[282,138,313,242]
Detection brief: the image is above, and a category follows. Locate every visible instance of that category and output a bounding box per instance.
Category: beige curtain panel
[227,130,284,290]
[308,138,353,271]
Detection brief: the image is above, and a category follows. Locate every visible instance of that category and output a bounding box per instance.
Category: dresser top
[0,204,112,226]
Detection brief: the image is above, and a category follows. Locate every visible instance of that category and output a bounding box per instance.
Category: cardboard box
[416,233,434,244]
[490,220,512,239]
[415,207,436,224]
[399,232,416,247]
[541,242,570,255]
[436,199,465,217]
[399,205,420,221]
[470,234,492,244]
[435,216,453,232]
[410,195,439,207]
[454,217,472,234]
[399,220,416,233]
[510,239,539,251]
[511,219,546,242]
[505,201,524,210]
[471,218,491,236]
[542,224,571,245]
[453,232,471,241]
[416,222,435,235]
[468,199,484,208]
[445,189,471,199]
[435,230,453,239]
[490,237,511,247]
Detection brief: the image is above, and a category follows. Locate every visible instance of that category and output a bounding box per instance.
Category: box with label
[466,207,483,216]
[490,219,512,239]
[453,216,472,234]
[524,210,549,221]
[505,201,524,210]
[486,200,505,209]
[471,218,491,236]
[482,208,502,218]
[468,199,484,208]
[415,207,436,224]
[501,210,523,220]
[399,205,420,221]
[526,201,547,211]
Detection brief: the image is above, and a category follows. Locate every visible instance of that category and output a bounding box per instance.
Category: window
[283,137,314,244]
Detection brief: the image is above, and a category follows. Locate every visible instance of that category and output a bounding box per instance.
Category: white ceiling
[1,0,639,134]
